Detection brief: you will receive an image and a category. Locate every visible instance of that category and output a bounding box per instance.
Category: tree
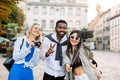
[0,1,14,22]
[8,6,25,27]
[0,0,14,35]
[0,0,24,36]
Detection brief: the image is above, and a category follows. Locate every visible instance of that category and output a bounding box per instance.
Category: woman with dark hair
[8,23,42,80]
[63,30,98,80]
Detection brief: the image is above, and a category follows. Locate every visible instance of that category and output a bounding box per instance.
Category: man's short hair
[55,20,67,28]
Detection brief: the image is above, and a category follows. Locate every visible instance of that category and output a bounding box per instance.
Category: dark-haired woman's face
[70,33,80,46]
[56,23,67,38]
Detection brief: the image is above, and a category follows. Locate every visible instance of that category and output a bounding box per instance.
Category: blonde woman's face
[31,24,41,37]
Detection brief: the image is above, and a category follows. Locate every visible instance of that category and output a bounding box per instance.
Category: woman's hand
[89,59,97,69]
[65,63,72,72]
[96,4,102,16]
[28,41,35,49]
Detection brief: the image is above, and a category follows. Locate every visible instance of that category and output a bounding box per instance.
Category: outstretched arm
[87,4,102,31]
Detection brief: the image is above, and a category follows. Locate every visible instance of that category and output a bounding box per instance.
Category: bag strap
[20,38,24,50]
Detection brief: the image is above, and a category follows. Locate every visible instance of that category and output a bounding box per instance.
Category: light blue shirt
[13,36,40,69]
[42,33,67,77]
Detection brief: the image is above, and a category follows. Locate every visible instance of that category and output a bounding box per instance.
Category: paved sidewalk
[0,55,45,80]
[93,50,120,80]
[0,50,120,80]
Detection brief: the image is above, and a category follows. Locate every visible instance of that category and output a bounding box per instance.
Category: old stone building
[25,0,88,35]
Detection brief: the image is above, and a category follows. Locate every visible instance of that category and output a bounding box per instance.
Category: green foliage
[0,0,24,36]
[0,1,14,21]
[8,6,25,27]
[3,23,18,36]
[0,0,24,22]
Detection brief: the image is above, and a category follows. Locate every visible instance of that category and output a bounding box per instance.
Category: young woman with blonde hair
[8,23,42,80]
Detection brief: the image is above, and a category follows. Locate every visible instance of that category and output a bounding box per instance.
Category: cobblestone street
[0,50,120,80]
[93,50,120,80]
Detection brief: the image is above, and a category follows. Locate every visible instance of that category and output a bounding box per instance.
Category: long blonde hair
[27,23,42,41]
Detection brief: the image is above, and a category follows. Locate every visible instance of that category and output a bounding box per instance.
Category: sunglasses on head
[70,36,80,40]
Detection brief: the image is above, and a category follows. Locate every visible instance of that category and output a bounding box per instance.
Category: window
[76,8,81,16]
[42,7,46,14]
[41,20,46,29]
[59,0,65,3]
[50,0,57,2]
[68,8,73,15]
[75,21,81,26]
[33,19,38,23]
[50,0,65,3]
[68,21,73,28]
[50,7,55,15]
[60,8,65,15]
[50,20,54,29]
[27,6,30,10]
[34,6,39,14]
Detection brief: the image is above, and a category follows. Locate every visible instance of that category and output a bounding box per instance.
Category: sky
[87,0,120,22]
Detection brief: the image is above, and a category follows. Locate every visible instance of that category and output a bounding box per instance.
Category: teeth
[60,32,64,34]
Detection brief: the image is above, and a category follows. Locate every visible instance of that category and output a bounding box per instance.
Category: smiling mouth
[59,31,65,34]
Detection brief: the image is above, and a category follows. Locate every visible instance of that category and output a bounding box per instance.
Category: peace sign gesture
[46,43,56,57]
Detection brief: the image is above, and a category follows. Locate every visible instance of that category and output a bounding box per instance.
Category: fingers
[50,43,55,49]
[96,3,101,13]
[46,43,56,57]
[49,43,55,52]
[66,64,72,72]
[48,48,54,53]
[28,41,35,49]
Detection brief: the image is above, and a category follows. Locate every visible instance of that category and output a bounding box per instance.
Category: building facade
[94,3,120,51]
[109,3,120,51]
[102,9,111,50]
[94,15,103,50]
[25,0,88,35]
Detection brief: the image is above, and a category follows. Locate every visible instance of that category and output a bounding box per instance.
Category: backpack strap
[20,38,24,50]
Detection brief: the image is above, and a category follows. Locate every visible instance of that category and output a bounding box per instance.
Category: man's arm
[87,4,102,31]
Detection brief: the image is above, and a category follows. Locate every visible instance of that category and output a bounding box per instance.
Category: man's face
[56,23,67,38]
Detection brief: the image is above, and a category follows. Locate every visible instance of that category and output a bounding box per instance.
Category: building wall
[93,3,120,51]
[94,17,103,50]
[25,0,88,35]
[110,4,120,51]
[102,10,110,50]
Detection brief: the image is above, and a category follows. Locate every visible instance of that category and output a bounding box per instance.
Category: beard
[56,31,66,38]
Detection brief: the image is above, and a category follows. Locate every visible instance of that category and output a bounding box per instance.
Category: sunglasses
[70,36,80,40]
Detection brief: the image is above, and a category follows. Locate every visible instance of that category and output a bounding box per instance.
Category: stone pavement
[0,55,45,80]
[0,50,120,80]
[93,50,120,80]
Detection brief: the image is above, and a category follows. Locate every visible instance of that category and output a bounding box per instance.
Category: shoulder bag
[3,38,24,71]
